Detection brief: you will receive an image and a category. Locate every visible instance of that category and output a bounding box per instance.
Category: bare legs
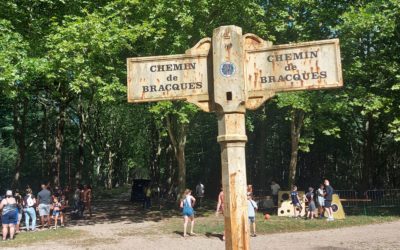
[2,225,7,240]
[325,206,334,221]
[2,225,15,240]
[40,215,50,229]
[250,221,256,236]
[60,212,65,226]
[9,225,15,239]
[183,216,195,237]
[53,214,59,229]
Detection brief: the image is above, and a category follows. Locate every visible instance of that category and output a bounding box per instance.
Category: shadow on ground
[66,192,217,227]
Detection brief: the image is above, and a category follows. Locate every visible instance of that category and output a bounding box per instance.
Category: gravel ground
[5,219,400,250]
[3,193,399,250]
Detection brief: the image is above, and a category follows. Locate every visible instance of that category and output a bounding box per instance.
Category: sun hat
[6,190,13,196]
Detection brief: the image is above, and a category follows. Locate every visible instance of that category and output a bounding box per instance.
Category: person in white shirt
[195,182,205,206]
[270,181,281,206]
[247,193,258,237]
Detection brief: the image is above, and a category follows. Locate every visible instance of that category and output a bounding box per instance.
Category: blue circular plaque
[220,62,236,77]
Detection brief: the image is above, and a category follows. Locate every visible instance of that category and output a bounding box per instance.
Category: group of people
[179,183,258,240]
[179,179,336,240]
[0,183,92,241]
[290,179,335,221]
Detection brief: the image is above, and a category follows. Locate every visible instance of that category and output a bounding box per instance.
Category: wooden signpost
[127,25,342,250]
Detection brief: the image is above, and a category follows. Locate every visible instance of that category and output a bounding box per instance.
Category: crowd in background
[0,183,92,241]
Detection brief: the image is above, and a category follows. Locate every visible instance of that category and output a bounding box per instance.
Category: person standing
[180,189,196,237]
[59,193,68,227]
[144,185,152,209]
[290,185,302,218]
[305,187,316,219]
[195,182,205,206]
[51,197,61,229]
[73,185,82,218]
[317,184,325,218]
[247,193,258,237]
[270,181,281,206]
[0,190,18,240]
[324,179,334,221]
[83,184,92,217]
[23,188,37,231]
[215,187,225,241]
[37,184,52,229]
[14,191,23,233]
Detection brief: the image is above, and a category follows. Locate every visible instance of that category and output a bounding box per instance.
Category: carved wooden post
[213,25,249,250]
[127,23,343,250]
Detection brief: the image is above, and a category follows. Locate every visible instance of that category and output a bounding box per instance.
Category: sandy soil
[6,220,400,250]
[4,194,400,250]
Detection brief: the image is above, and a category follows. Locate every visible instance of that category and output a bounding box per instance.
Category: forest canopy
[0,0,399,196]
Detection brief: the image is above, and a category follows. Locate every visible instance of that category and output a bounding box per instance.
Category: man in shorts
[324,179,334,221]
[290,185,302,218]
[37,184,51,229]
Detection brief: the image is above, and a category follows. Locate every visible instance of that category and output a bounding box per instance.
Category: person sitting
[0,190,18,240]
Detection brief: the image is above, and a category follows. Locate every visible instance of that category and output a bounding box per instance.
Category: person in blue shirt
[291,185,302,218]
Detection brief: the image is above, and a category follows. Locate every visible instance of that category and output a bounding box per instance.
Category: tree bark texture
[76,95,86,183]
[12,97,28,188]
[361,113,374,190]
[288,109,305,189]
[51,101,66,187]
[166,115,187,199]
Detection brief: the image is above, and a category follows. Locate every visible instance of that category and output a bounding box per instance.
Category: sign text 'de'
[127,55,208,100]
[245,39,342,95]
[127,38,211,111]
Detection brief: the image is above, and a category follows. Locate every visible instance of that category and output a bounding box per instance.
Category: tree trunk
[149,121,162,185]
[51,101,66,187]
[361,113,374,191]
[41,103,50,180]
[12,97,28,188]
[288,109,305,188]
[254,108,267,188]
[76,95,85,183]
[106,144,114,189]
[165,115,187,200]
[176,143,186,198]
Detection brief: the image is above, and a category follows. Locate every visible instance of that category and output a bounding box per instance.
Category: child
[52,197,62,229]
[247,193,258,237]
[290,185,302,218]
[305,187,316,219]
[59,194,68,227]
[180,189,196,237]
[317,184,325,218]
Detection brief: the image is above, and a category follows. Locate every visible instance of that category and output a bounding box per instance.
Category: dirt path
[5,192,400,250]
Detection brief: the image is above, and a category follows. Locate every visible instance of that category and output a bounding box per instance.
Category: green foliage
[0,0,399,192]
[0,19,27,96]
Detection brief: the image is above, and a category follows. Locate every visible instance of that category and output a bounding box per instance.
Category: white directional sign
[245,39,342,109]
[127,38,211,111]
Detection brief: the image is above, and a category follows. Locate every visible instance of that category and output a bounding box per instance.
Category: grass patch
[160,212,400,236]
[0,228,83,248]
